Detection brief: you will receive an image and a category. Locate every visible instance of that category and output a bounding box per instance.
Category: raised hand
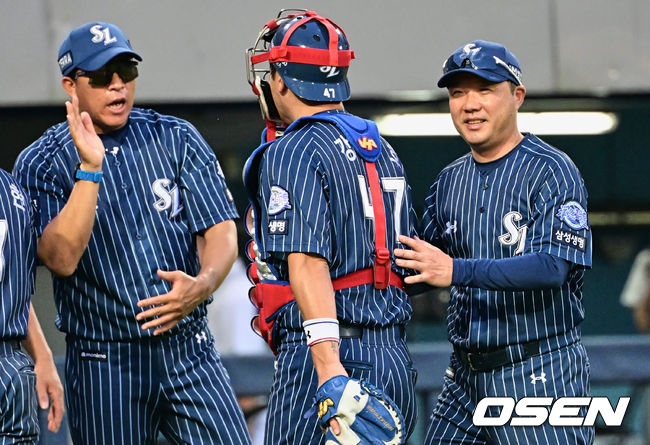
[65,95,104,171]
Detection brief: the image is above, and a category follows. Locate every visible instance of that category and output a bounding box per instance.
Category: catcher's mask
[246,9,355,124]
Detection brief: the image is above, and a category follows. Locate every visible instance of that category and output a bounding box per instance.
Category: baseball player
[244,10,418,444]
[13,22,250,444]
[395,40,593,444]
[0,168,64,442]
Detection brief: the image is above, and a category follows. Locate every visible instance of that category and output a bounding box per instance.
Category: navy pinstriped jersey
[0,171,37,340]
[253,110,416,329]
[13,108,238,341]
[422,134,591,351]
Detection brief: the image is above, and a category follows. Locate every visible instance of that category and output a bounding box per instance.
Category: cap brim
[283,76,351,102]
[437,68,509,88]
[77,47,143,72]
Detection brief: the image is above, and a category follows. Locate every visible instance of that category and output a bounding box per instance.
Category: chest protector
[242,112,404,354]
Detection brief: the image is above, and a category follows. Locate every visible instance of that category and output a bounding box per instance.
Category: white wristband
[303,318,340,347]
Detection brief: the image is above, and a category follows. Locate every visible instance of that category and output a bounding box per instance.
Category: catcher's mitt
[306,375,405,445]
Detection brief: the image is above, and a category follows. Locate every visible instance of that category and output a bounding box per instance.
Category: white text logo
[473,397,630,427]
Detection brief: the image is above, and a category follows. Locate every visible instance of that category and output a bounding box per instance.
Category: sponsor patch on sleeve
[555,200,589,230]
[268,219,288,236]
[554,228,587,252]
[268,185,292,215]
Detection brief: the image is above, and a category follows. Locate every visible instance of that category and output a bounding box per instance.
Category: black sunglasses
[74,62,139,87]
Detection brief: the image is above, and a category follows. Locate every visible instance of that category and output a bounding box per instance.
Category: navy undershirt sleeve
[452,252,571,291]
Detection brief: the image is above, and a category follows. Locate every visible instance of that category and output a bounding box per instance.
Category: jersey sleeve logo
[268,219,288,235]
[268,185,292,215]
[556,201,589,230]
[554,229,587,252]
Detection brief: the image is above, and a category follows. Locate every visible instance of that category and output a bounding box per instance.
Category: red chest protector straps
[243,115,404,354]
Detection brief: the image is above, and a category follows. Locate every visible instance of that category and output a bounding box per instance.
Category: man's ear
[270,71,289,95]
[61,76,76,98]
[514,85,526,110]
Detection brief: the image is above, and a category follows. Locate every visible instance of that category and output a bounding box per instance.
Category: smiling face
[62,57,136,134]
[447,72,526,161]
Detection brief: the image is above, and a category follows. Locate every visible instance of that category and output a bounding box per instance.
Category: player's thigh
[265,341,321,445]
[158,327,251,445]
[339,337,418,438]
[65,337,158,445]
[484,342,593,445]
[424,369,486,445]
[0,351,38,444]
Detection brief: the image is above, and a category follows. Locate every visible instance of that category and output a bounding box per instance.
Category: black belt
[338,324,405,339]
[454,340,540,372]
[339,325,363,338]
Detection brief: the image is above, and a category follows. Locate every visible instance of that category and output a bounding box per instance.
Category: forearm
[452,252,571,291]
[22,304,54,364]
[38,177,101,276]
[288,252,346,386]
[195,219,238,297]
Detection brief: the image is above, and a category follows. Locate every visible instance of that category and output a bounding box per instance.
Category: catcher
[242,9,418,444]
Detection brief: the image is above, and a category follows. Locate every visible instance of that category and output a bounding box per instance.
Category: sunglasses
[74,62,139,87]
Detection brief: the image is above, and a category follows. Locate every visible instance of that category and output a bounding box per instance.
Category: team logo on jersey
[151,178,184,218]
[357,137,378,151]
[556,201,589,230]
[268,185,291,215]
[9,184,26,211]
[498,211,528,255]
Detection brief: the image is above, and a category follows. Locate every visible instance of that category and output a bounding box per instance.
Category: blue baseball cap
[437,40,522,88]
[57,22,142,76]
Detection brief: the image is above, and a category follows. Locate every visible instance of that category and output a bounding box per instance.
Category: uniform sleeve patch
[555,200,589,230]
[268,219,288,236]
[268,185,292,215]
[554,228,587,252]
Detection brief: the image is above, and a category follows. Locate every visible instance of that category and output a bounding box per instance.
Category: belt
[454,340,540,372]
[339,325,363,338]
[338,324,405,339]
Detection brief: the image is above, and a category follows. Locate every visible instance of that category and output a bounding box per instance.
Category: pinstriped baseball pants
[64,319,251,445]
[265,325,417,445]
[425,341,594,445]
[0,341,38,445]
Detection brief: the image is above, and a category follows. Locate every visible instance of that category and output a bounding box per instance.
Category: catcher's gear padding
[308,375,405,445]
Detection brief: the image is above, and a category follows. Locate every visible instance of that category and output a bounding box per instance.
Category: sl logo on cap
[90,24,117,45]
